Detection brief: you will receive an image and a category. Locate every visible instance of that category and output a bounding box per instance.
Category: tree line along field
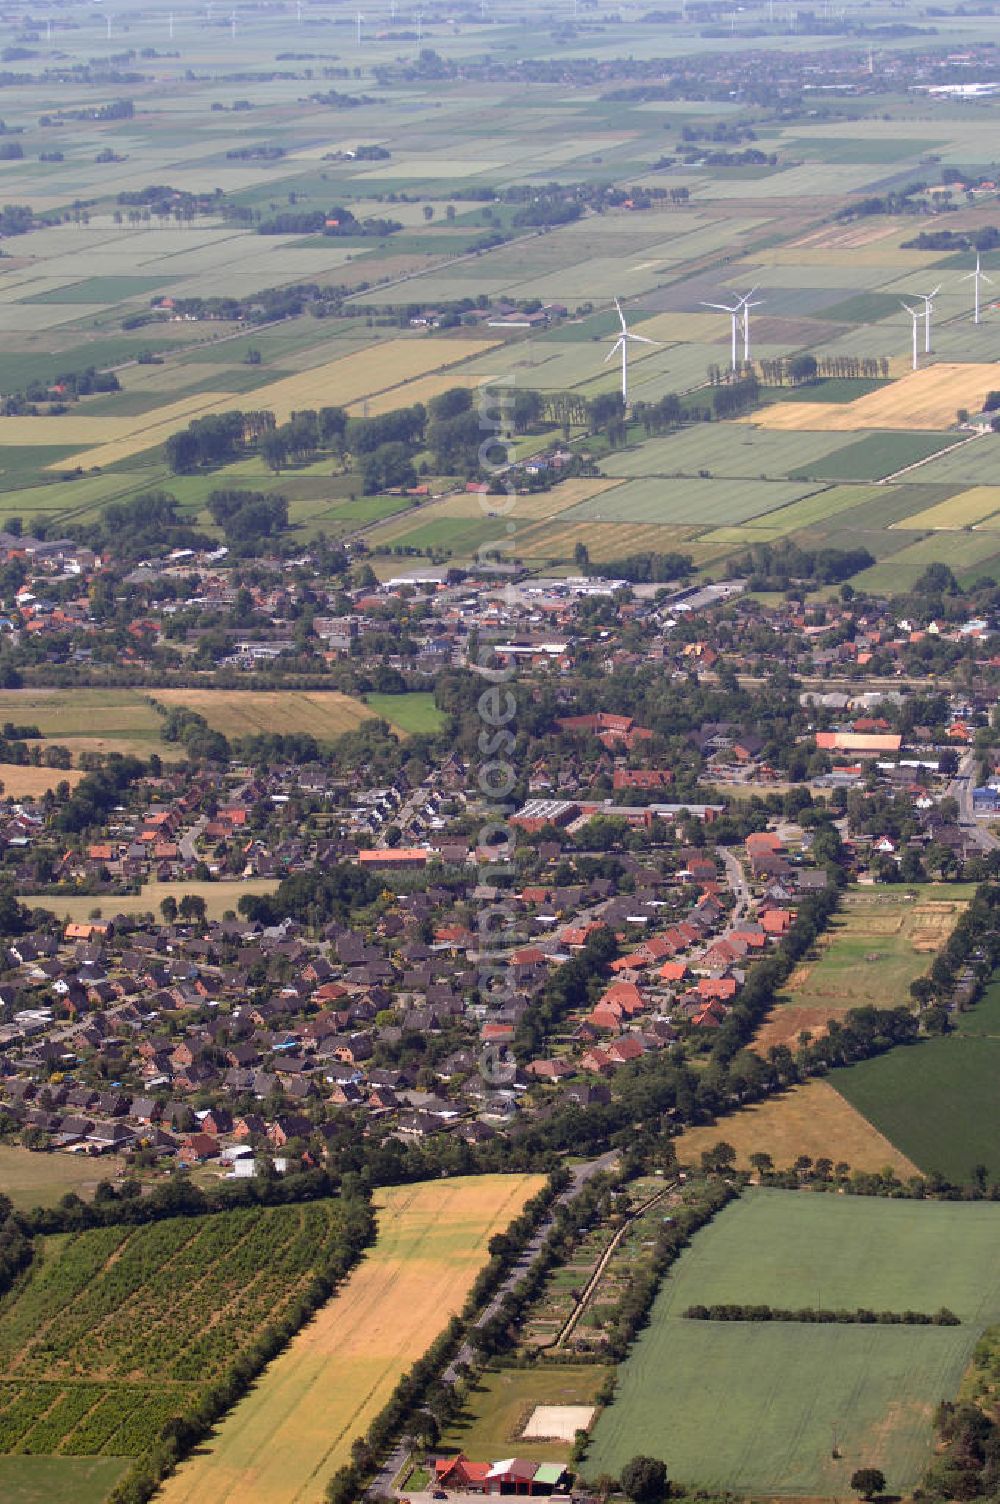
[158,1174,545,1504]
[0,1198,356,1470]
[584,1190,1000,1498]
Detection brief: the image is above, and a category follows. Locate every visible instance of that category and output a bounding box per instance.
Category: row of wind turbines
[900,254,994,371]
[605,253,996,406]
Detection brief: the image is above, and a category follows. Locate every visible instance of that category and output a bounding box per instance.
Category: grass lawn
[0,1456,130,1504]
[585,1190,1000,1497]
[440,1366,611,1464]
[364,692,444,735]
[0,1143,128,1211]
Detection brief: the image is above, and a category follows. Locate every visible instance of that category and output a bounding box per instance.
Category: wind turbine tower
[357,10,364,44]
[901,302,920,371]
[605,297,659,408]
[918,284,941,355]
[106,13,112,40]
[231,7,237,40]
[738,287,763,364]
[963,253,994,326]
[702,296,742,371]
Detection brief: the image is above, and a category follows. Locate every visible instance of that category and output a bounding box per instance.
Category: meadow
[363,692,445,735]
[158,1174,545,1504]
[0,1144,128,1213]
[585,1190,1000,1496]
[23,880,279,926]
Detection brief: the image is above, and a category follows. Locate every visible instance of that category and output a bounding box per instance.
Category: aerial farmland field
[150,689,379,741]
[585,1190,1000,1496]
[158,1175,545,1504]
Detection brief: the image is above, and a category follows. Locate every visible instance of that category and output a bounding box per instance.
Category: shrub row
[683,1303,960,1326]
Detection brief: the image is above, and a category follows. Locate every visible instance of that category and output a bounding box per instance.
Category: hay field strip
[151,689,379,740]
[417,477,623,523]
[673,1080,919,1177]
[697,484,885,544]
[561,475,823,527]
[750,364,1000,432]
[24,880,280,925]
[0,765,86,798]
[893,485,1000,531]
[157,1175,544,1504]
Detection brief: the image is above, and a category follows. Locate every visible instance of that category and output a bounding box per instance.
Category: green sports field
[585,1190,1000,1497]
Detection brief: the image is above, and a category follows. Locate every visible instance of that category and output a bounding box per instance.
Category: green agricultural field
[0,1455,130,1504]
[599,426,849,480]
[585,1190,1000,1497]
[773,377,889,403]
[792,432,960,483]
[898,435,1000,488]
[440,1366,611,1465]
[0,690,163,755]
[364,692,445,734]
[561,475,821,528]
[852,530,1000,593]
[831,977,1000,1183]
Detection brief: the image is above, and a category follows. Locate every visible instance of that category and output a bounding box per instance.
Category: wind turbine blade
[900,302,918,316]
[614,297,627,333]
[701,301,736,312]
[604,342,622,363]
[626,333,659,346]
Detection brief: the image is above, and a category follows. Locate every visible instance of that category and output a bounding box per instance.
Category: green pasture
[773,377,890,403]
[795,431,959,483]
[903,435,1000,488]
[600,426,850,480]
[364,692,444,734]
[562,475,821,528]
[21,277,171,305]
[816,292,913,323]
[585,1190,1000,1496]
[852,529,1000,591]
[0,1456,130,1504]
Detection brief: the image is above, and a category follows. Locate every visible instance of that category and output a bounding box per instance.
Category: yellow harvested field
[412,477,623,524]
[158,1174,545,1504]
[749,364,999,432]
[2,389,234,447]
[512,518,700,562]
[892,485,1000,531]
[739,246,942,269]
[631,310,724,342]
[152,688,377,740]
[674,1081,920,1178]
[345,370,486,416]
[790,221,902,249]
[50,339,501,470]
[0,763,85,797]
[22,879,279,924]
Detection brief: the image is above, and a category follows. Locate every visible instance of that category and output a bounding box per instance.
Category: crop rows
[0,1201,348,1458]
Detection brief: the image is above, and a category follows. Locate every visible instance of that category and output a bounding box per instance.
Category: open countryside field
[151,689,379,741]
[0,1456,130,1504]
[751,364,998,432]
[0,765,85,797]
[585,1191,1000,1496]
[852,529,1000,592]
[673,1080,919,1178]
[363,693,445,735]
[158,1175,545,1504]
[46,339,501,471]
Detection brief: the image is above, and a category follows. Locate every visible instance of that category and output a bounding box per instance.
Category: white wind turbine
[963,253,994,326]
[604,297,659,408]
[702,294,743,371]
[917,284,941,354]
[738,287,764,364]
[901,301,920,371]
[356,9,364,43]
